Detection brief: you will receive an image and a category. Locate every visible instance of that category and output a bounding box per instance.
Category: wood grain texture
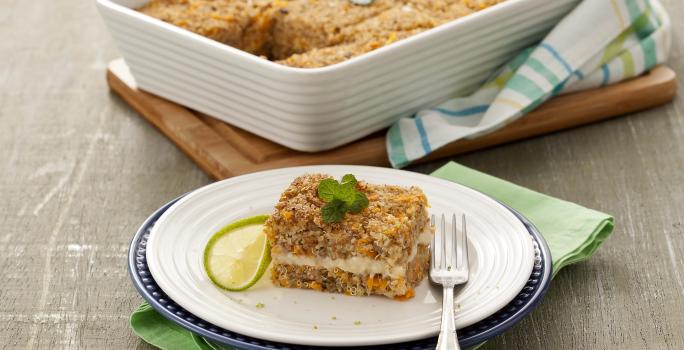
[1,1,683,349]
[106,62,676,180]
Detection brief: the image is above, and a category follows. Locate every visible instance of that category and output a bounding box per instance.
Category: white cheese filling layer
[272,230,432,279]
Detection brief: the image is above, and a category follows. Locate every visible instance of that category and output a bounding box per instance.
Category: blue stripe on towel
[430,104,489,117]
[601,65,611,86]
[414,118,432,153]
[540,43,574,75]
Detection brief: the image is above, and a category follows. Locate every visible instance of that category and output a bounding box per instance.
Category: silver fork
[430,214,470,350]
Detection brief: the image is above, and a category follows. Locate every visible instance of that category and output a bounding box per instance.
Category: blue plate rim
[128,194,552,349]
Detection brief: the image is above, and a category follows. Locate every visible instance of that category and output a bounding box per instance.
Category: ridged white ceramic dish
[145,166,536,346]
[97,0,580,151]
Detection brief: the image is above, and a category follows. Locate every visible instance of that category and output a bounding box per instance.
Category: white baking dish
[97,0,580,151]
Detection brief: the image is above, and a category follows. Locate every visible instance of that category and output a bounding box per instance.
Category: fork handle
[437,285,460,350]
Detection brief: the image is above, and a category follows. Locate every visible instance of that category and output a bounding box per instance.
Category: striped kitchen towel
[387,0,671,168]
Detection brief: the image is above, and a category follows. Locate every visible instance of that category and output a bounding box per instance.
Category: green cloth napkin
[130,162,614,349]
[431,162,614,277]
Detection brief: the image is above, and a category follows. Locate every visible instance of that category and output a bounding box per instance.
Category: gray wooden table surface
[2,1,683,349]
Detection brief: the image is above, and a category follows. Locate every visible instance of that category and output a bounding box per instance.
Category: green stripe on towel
[526,58,561,86]
[641,36,658,69]
[387,124,409,167]
[620,50,636,77]
[506,74,546,101]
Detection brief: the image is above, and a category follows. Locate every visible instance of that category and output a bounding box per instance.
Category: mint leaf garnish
[317,174,370,223]
[318,178,338,202]
[341,174,358,187]
[321,199,347,223]
[348,192,369,214]
[337,182,357,206]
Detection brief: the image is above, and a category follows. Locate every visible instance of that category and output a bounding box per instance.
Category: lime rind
[203,215,270,292]
[208,215,270,238]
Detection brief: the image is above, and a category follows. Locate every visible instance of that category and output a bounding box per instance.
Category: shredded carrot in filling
[393,288,416,301]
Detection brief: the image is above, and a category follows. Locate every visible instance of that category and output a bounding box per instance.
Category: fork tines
[430,213,469,281]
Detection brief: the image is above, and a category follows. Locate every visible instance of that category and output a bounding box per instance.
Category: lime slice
[204,215,270,291]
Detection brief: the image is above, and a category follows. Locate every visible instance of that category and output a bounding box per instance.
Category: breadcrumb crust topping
[264,173,430,265]
[139,0,505,67]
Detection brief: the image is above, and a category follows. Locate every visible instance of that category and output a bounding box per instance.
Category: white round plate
[146,166,536,347]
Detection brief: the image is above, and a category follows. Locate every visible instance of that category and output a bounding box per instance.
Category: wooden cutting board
[106,59,677,180]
